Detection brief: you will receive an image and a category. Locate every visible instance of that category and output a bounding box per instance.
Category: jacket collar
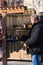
[32,21,40,28]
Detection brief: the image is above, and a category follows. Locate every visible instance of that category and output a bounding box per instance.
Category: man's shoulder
[32,22,40,29]
[32,23,40,31]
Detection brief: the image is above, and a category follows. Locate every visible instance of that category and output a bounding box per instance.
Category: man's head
[30,14,40,25]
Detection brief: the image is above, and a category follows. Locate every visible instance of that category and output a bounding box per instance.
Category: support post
[2,13,7,65]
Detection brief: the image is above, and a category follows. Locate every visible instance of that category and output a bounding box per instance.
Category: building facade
[39,0,43,12]
[0,0,43,14]
[23,0,43,14]
[23,0,40,14]
[0,0,24,7]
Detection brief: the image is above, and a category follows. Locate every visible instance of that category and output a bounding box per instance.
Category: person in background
[23,14,43,65]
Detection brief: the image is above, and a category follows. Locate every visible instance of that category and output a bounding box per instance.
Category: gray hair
[30,14,40,21]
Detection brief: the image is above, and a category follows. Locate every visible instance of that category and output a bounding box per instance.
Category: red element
[1,0,4,7]
[0,26,2,29]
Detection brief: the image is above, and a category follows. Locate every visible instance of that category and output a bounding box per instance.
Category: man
[23,14,43,65]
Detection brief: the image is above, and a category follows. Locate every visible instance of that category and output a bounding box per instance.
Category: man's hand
[23,43,27,48]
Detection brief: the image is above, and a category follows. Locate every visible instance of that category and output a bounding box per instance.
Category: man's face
[30,17,35,25]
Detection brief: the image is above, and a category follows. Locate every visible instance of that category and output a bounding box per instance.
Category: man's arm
[25,26,40,46]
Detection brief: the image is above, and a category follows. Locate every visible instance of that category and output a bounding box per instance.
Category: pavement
[0,61,43,65]
[0,47,43,65]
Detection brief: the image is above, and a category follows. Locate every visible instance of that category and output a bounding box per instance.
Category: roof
[0,6,25,14]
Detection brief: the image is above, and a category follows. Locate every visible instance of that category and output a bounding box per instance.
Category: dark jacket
[26,21,43,54]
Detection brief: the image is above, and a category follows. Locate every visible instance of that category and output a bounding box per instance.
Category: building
[39,0,43,13]
[23,0,40,14]
[23,0,43,14]
[0,0,41,14]
[0,0,24,7]
[39,0,43,21]
[0,0,26,14]
[1,0,43,14]
[23,0,33,8]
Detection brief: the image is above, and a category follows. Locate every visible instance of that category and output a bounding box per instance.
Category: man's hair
[30,14,40,21]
